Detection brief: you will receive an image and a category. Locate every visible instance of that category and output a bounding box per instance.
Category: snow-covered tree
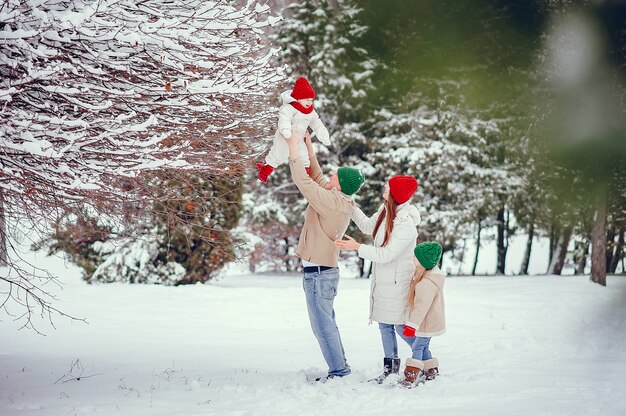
[41,172,245,285]
[0,0,282,330]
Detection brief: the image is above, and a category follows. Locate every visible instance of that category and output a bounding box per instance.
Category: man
[286,132,365,380]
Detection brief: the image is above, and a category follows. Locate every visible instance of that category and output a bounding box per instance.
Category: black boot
[369,357,401,384]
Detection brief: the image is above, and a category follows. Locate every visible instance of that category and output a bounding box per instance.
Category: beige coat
[406,266,446,337]
[352,203,421,324]
[289,154,354,267]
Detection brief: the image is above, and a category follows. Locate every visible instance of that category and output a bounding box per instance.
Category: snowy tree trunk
[519,222,534,275]
[575,241,589,275]
[457,238,466,275]
[590,195,607,286]
[496,207,508,275]
[548,224,557,267]
[605,225,616,272]
[548,226,572,275]
[609,227,624,273]
[0,188,6,267]
[364,260,373,279]
[472,220,482,276]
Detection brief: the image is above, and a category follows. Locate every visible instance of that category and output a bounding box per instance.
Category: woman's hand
[334,235,361,251]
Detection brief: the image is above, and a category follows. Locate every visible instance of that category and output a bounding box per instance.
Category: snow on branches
[0,0,283,331]
[1,0,281,204]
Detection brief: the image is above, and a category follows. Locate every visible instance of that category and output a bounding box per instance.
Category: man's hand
[286,129,300,148]
[285,129,300,160]
[334,235,361,251]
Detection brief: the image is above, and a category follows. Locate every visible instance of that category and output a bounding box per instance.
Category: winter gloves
[256,163,311,183]
[256,163,274,183]
[403,325,416,337]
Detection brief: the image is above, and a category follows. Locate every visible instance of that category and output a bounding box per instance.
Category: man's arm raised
[303,132,328,187]
[287,132,335,215]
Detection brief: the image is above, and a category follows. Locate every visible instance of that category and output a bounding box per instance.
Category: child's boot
[398,358,425,388]
[369,357,401,384]
[423,358,439,381]
[256,163,274,183]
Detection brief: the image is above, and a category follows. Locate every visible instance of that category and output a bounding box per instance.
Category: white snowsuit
[264,91,331,168]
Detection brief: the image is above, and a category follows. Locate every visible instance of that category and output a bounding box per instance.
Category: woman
[335,175,421,383]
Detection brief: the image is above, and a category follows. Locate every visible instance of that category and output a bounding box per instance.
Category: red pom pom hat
[290,77,316,100]
[388,175,418,204]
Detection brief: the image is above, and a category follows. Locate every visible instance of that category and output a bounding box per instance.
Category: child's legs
[265,135,290,168]
[378,323,399,358]
[395,325,415,348]
[410,336,432,361]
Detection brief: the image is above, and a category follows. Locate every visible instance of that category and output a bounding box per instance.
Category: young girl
[256,77,330,183]
[400,241,446,388]
[334,175,421,383]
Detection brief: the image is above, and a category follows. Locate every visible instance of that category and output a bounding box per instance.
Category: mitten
[403,325,416,337]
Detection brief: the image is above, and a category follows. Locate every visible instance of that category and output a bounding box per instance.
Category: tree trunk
[358,257,365,278]
[609,227,625,273]
[457,238,466,275]
[472,220,482,276]
[548,223,557,267]
[548,226,572,275]
[519,222,534,275]
[284,237,290,271]
[496,207,508,275]
[0,188,7,267]
[590,194,607,286]
[605,224,616,272]
[575,241,589,275]
[364,259,373,279]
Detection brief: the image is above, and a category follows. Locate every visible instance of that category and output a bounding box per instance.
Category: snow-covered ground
[0,247,626,416]
[2,251,626,416]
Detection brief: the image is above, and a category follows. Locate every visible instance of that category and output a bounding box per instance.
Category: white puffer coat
[265,91,330,168]
[353,202,421,324]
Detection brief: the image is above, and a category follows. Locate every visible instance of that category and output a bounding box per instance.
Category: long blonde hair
[407,262,427,309]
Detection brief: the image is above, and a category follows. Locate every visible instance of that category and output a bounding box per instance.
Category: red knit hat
[290,77,316,100]
[388,175,418,204]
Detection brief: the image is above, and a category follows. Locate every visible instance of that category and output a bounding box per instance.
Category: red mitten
[305,167,312,177]
[403,325,416,337]
[256,163,274,183]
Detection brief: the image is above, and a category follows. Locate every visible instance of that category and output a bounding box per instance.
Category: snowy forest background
[1,0,626,328]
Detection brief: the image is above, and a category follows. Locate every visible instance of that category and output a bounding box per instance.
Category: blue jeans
[378,323,415,358]
[303,268,351,377]
[411,336,432,361]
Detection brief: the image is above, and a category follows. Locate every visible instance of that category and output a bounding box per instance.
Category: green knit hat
[337,167,365,195]
[414,242,443,270]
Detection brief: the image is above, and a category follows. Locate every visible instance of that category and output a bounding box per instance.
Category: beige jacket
[289,154,355,267]
[406,266,446,337]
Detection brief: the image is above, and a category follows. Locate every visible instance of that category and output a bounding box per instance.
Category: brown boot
[423,358,439,381]
[398,358,424,388]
